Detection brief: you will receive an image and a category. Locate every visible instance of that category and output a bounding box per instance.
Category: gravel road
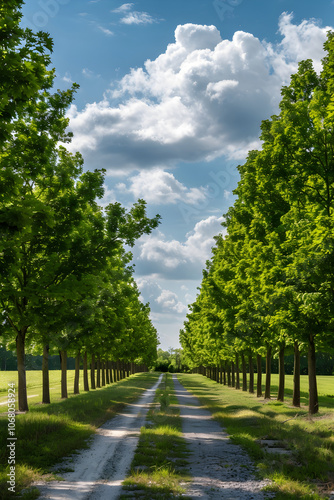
[173,374,274,499]
[36,373,163,500]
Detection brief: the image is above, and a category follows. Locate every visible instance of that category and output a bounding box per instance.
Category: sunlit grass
[1,370,94,407]
[178,373,334,500]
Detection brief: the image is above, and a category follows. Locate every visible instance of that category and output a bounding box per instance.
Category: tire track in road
[36,374,163,500]
[172,375,274,500]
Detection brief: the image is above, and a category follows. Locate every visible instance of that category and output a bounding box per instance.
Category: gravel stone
[173,375,275,499]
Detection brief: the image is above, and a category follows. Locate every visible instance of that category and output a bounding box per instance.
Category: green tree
[0,78,160,410]
[0,0,53,142]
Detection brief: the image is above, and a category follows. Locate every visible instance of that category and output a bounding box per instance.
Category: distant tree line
[180,32,334,414]
[153,348,190,373]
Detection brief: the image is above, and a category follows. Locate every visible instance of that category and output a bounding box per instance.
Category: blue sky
[22,0,334,350]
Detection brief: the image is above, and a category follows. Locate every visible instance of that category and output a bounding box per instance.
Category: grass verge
[120,373,191,500]
[0,372,161,500]
[177,373,334,500]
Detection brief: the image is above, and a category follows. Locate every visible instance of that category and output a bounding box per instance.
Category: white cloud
[156,289,187,314]
[268,13,329,78]
[82,68,101,79]
[118,169,207,205]
[100,185,116,207]
[136,278,187,314]
[137,215,225,278]
[62,72,73,83]
[112,3,134,14]
[98,25,114,36]
[120,11,156,25]
[112,3,158,25]
[68,15,332,173]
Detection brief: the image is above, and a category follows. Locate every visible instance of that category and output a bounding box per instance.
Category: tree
[0,0,53,142]
[0,78,160,410]
[180,33,334,414]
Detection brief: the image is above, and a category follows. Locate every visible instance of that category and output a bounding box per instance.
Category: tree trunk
[223,361,226,385]
[60,350,68,399]
[248,354,254,394]
[265,346,271,399]
[277,343,285,402]
[219,361,223,384]
[42,344,50,404]
[241,353,247,391]
[231,361,235,387]
[110,360,114,383]
[112,361,117,382]
[90,353,96,389]
[106,361,110,384]
[83,351,89,391]
[227,361,231,386]
[293,341,300,407]
[101,361,106,386]
[256,354,262,397]
[308,333,319,414]
[74,352,80,395]
[16,329,28,412]
[96,356,101,387]
[235,355,240,389]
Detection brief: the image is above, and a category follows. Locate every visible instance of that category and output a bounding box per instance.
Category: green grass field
[0,370,81,409]
[0,370,332,410]
[261,373,334,409]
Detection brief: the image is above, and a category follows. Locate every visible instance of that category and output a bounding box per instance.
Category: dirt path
[36,374,163,500]
[36,373,273,499]
[173,375,274,499]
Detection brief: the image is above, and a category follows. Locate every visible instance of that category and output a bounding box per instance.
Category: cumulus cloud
[117,169,207,205]
[267,12,329,78]
[68,14,332,173]
[136,278,187,314]
[136,215,225,278]
[156,289,188,313]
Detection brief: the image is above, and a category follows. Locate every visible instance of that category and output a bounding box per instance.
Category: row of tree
[0,1,160,411]
[180,32,334,414]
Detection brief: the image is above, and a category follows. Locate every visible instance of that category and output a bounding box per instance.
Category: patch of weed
[120,373,191,499]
